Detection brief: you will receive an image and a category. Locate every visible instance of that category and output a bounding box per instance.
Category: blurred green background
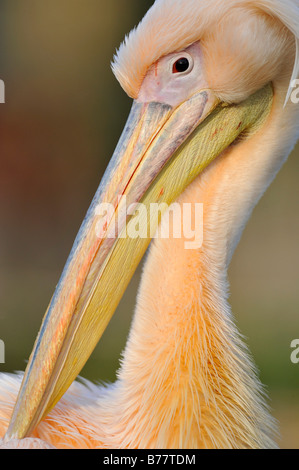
[0,0,298,448]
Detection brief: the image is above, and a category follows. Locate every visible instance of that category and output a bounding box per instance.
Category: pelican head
[5,0,299,441]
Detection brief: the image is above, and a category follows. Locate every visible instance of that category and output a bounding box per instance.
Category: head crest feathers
[112,0,299,103]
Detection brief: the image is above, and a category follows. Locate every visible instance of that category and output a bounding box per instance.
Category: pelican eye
[172,57,190,73]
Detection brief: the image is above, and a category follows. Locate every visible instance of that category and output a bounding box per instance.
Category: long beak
[5,84,273,440]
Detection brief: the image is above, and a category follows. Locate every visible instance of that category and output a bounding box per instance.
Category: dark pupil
[173,58,189,73]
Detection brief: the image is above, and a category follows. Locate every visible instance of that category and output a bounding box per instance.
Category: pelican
[0,0,298,449]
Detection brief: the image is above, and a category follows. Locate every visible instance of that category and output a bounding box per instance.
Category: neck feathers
[111,173,277,448]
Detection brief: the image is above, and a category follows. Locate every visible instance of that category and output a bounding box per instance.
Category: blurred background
[0,0,298,448]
